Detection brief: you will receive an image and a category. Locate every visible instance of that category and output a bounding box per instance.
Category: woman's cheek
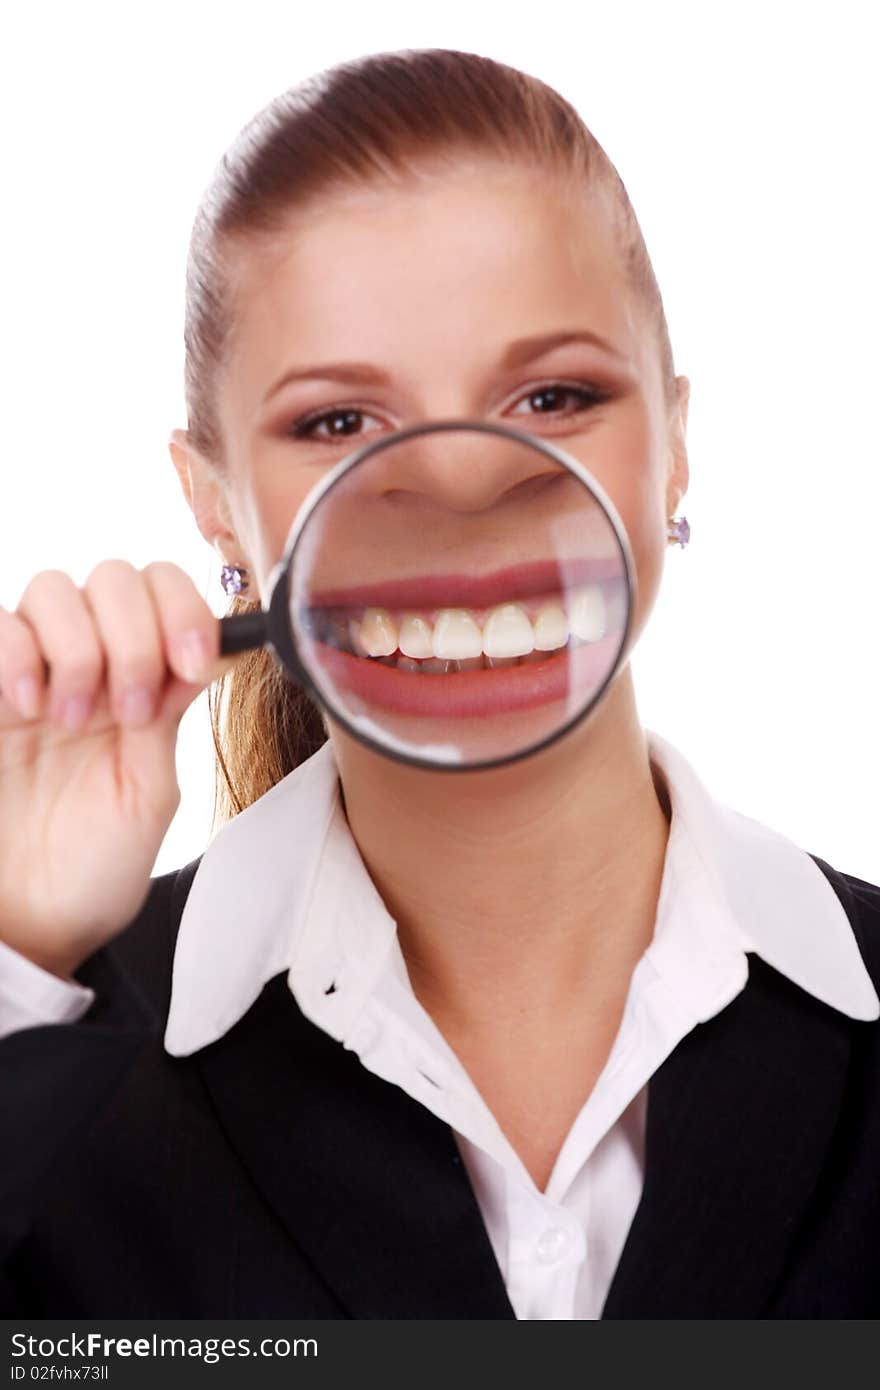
[239,476,312,591]
[628,521,666,649]
[604,453,667,651]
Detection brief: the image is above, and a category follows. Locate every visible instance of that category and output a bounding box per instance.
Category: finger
[16,571,105,731]
[0,604,48,722]
[140,561,220,685]
[141,562,237,726]
[83,559,166,728]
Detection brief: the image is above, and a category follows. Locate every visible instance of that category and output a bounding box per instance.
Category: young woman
[1,49,879,1320]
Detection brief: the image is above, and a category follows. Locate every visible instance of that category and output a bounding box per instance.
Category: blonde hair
[181,48,678,832]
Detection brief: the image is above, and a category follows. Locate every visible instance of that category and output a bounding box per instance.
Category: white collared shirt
[2,729,877,1319]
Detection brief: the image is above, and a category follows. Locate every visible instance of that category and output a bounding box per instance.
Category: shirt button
[535,1226,572,1264]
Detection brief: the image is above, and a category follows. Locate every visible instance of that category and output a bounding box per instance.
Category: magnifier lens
[278,423,632,770]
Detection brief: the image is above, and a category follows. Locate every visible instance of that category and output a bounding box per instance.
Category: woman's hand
[0,561,236,980]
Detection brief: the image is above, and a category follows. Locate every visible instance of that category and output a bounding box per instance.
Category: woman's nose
[365,429,565,514]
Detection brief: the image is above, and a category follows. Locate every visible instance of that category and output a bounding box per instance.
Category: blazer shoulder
[73,854,203,1030]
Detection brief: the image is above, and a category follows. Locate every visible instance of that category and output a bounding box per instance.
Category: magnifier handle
[219,609,270,657]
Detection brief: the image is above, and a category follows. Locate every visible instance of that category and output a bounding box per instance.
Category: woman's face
[178,155,688,662]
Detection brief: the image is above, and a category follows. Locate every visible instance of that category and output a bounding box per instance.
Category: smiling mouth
[302,572,626,673]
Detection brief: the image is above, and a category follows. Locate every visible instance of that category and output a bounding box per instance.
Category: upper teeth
[347,586,607,660]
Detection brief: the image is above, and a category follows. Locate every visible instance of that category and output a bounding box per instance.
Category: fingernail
[119,687,154,727]
[60,694,92,731]
[14,676,41,720]
[172,630,209,683]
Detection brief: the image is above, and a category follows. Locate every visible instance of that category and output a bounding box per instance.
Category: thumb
[156,652,239,728]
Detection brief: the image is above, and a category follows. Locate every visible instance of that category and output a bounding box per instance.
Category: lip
[304,556,622,613]
[309,631,622,719]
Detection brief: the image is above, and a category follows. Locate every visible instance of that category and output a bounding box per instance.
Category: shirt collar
[164,730,878,1057]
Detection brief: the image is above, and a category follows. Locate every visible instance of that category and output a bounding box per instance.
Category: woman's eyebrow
[262,329,626,404]
[501,329,627,368]
[263,360,389,403]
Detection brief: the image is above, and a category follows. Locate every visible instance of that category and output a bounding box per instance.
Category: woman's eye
[288,407,383,441]
[286,382,608,441]
[508,382,610,420]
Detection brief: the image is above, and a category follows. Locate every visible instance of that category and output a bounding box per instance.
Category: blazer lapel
[194,973,516,1318]
[601,952,853,1317]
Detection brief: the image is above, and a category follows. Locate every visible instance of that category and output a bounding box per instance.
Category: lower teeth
[390,646,569,672]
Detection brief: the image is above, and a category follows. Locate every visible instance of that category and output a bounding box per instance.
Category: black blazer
[2,851,880,1318]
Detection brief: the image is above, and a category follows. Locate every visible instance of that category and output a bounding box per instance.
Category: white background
[2,1,878,880]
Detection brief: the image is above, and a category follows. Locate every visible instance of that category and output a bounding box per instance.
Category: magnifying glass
[218,419,635,772]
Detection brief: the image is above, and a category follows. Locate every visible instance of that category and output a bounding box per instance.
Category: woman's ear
[666,375,690,515]
[676,374,690,434]
[168,428,244,559]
